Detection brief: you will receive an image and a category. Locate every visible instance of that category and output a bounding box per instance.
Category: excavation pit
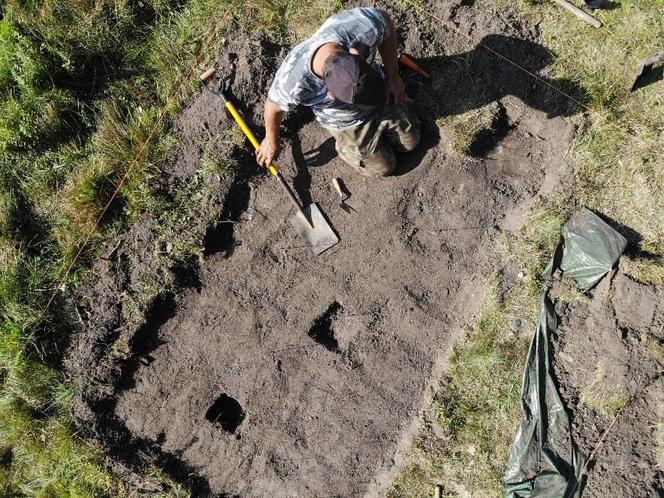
[205,394,245,434]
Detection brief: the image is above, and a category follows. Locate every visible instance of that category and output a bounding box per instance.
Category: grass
[232,0,345,43]
[390,0,663,495]
[644,334,664,363]
[622,255,664,286]
[436,102,502,155]
[389,281,532,497]
[509,191,574,297]
[578,358,630,419]
[0,0,348,494]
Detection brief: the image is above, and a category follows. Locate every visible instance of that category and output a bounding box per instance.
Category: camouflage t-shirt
[267,8,390,131]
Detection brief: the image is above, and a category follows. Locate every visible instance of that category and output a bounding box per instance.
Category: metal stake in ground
[200,68,339,256]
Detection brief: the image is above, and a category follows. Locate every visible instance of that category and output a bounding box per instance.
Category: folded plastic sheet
[503,209,627,497]
[560,210,628,291]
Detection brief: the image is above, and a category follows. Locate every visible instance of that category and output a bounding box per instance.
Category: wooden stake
[551,0,603,28]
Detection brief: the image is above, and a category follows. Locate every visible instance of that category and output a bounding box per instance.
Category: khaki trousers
[328,103,421,177]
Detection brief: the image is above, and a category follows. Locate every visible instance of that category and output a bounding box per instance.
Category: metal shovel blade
[290,203,339,256]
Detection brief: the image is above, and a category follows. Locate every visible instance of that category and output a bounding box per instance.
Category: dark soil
[64,1,589,495]
[551,271,664,497]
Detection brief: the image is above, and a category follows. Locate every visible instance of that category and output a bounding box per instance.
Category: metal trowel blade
[290,203,339,256]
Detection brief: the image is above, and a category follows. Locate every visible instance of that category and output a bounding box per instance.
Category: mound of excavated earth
[551,271,664,497]
[66,2,584,495]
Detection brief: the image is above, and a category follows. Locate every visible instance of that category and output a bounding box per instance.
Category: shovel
[200,68,338,256]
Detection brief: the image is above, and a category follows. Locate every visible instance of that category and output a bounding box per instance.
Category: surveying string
[40,17,229,319]
[392,0,594,114]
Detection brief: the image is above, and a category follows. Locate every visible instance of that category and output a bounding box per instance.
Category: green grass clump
[0,313,125,495]
[389,281,531,497]
[436,102,501,155]
[228,0,345,44]
[0,395,125,496]
[510,191,574,297]
[0,19,77,152]
[622,256,664,286]
[201,150,239,177]
[579,359,630,419]
[644,334,664,364]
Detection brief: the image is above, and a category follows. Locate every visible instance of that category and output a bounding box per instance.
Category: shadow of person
[389,34,587,173]
[303,137,338,167]
[414,34,586,121]
[297,34,585,177]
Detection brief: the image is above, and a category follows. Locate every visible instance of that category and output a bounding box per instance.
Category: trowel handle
[398,54,430,79]
[332,178,344,198]
[200,67,217,82]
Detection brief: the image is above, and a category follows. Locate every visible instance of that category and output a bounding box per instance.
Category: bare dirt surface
[65,1,583,496]
[551,271,664,497]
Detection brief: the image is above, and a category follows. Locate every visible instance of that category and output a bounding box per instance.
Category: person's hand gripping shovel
[200,68,339,256]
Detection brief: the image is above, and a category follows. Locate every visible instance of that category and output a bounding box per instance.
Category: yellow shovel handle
[224,100,279,177]
[213,89,311,227]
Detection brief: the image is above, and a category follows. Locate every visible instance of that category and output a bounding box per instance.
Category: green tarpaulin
[503,209,627,497]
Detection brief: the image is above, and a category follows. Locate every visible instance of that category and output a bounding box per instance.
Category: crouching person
[256,7,420,177]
